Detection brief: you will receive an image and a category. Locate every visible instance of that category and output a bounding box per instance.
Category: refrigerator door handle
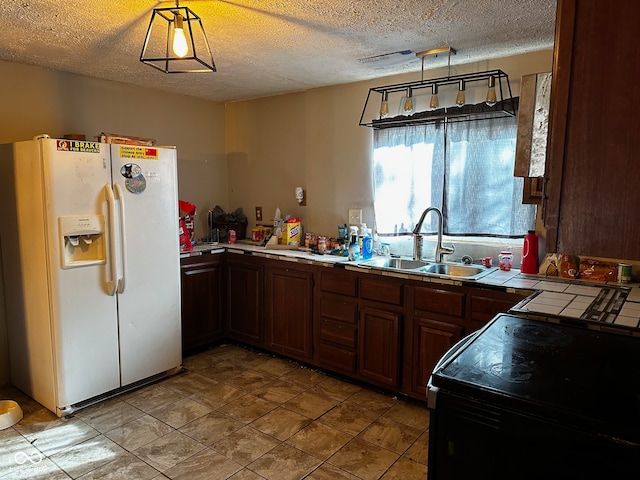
[114,183,127,294]
[104,184,118,296]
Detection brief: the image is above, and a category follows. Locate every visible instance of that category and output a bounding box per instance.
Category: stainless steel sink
[419,263,486,277]
[358,257,495,280]
[365,257,430,270]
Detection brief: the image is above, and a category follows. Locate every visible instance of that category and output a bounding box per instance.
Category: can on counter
[318,236,327,253]
[618,263,632,283]
[229,229,237,244]
[482,256,493,268]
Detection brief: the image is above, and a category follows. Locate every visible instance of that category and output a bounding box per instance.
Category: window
[373,115,535,238]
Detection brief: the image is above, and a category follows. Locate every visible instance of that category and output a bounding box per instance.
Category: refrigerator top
[431,314,640,441]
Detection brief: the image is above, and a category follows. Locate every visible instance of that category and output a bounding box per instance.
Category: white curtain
[373,117,535,237]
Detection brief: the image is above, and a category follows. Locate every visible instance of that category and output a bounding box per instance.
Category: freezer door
[110,144,181,385]
[40,139,121,410]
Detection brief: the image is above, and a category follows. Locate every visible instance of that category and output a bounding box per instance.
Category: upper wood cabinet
[544,0,640,260]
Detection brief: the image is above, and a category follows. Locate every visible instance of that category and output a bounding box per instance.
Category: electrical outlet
[255,206,262,221]
[348,208,362,226]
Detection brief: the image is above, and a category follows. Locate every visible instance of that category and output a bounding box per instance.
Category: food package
[179,200,197,251]
[99,132,156,146]
[559,254,580,279]
[281,218,301,245]
[579,258,617,282]
[539,253,560,276]
[179,218,192,251]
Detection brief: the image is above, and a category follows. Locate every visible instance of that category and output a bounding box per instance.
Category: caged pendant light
[140,1,216,73]
[359,47,516,129]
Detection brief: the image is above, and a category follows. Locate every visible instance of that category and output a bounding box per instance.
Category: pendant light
[403,88,415,114]
[485,76,497,107]
[429,84,439,110]
[140,1,216,73]
[172,13,189,58]
[359,47,517,129]
[455,80,466,107]
[380,91,389,118]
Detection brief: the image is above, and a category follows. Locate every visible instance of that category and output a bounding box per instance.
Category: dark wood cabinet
[411,317,462,398]
[545,0,640,260]
[358,277,403,388]
[467,288,528,331]
[180,250,531,401]
[406,284,465,398]
[180,254,224,353]
[265,264,314,361]
[406,285,527,399]
[226,254,264,346]
[316,270,359,374]
[359,306,401,388]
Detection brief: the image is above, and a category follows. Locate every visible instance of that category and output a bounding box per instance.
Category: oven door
[427,389,640,480]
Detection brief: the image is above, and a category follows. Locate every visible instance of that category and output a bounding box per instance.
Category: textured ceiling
[0,0,557,102]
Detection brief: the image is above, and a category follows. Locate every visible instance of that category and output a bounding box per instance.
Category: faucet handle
[443,242,455,254]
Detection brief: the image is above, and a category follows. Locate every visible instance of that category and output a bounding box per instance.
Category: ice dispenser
[59,215,106,268]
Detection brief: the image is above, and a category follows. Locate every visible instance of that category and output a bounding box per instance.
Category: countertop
[181,241,640,335]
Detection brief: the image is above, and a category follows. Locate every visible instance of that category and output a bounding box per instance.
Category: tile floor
[0,344,430,479]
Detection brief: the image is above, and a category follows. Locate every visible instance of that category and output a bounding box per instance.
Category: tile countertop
[181,242,640,335]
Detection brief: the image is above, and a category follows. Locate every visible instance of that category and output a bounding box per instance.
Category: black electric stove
[427,313,640,479]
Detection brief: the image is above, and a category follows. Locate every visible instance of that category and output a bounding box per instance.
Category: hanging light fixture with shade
[359,47,517,129]
[140,1,216,73]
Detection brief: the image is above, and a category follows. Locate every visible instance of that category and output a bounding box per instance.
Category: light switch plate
[348,208,362,226]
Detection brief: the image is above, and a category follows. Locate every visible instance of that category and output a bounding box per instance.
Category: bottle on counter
[362,227,373,260]
[521,230,539,274]
[348,226,359,261]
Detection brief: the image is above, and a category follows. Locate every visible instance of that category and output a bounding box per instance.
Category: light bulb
[455,80,465,107]
[429,84,439,110]
[485,76,497,107]
[403,88,414,114]
[172,13,189,58]
[379,91,389,118]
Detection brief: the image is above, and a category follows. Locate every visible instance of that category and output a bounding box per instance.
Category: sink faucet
[412,207,455,262]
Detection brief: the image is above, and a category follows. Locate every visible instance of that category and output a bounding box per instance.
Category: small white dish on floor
[0,400,23,429]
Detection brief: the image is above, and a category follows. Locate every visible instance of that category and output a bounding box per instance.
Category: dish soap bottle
[362,226,373,260]
[348,226,359,261]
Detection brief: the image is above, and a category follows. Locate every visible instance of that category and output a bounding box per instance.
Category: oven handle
[426,330,480,410]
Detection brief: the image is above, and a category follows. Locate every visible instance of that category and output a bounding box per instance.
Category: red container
[521,230,539,274]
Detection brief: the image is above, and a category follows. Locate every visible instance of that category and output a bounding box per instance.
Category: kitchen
[1,0,640,478]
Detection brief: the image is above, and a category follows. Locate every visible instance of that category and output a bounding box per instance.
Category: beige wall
[0,60,227,386]
[226,50,554,238]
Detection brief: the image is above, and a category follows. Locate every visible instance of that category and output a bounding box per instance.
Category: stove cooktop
[432,314,640,442]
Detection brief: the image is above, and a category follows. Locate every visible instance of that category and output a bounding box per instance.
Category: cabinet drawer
[320,297,357,324]
[469,292,525,322]
[414,286,465,318]
[320,320,357,348]
[320,270,358,297]
[360,277,403,306]
[317,342,357,374]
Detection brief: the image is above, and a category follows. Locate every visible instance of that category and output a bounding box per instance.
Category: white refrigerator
[0,136,181,416]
